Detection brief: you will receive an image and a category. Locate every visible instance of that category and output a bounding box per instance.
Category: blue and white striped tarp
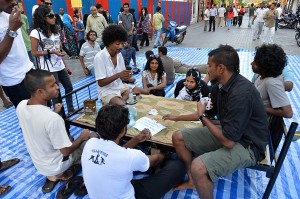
[0,47,299,199]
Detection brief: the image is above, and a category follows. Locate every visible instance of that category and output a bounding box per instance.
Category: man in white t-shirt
[94,25,139,105]
[16,69,94,193]
[252,3,267,41]
[32,0,52,17]
[218,5,226,27]
[82,104,186,199]
[204,6,210,31]
[275,3,282,31]
[0,1,33,107]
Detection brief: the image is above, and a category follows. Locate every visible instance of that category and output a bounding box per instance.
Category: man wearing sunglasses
[32,0,52,17]
[0,0,33,107]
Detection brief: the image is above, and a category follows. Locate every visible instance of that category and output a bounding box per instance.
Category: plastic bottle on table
[129,87,134,104]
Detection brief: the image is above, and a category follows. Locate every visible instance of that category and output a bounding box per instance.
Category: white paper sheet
[133,117,166,136]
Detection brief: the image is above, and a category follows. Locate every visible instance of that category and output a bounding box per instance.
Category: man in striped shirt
[79,30,101,76]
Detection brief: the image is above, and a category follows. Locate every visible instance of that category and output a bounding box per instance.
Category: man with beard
[121,40,137,68]
[164,45,269,198]
[79,30,101,76]
[0,0,33,107]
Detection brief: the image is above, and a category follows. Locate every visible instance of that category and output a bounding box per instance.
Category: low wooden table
[68,95,203,148]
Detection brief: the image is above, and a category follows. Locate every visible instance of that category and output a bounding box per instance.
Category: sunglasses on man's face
[46,13,55,19]
[45,2,52,6]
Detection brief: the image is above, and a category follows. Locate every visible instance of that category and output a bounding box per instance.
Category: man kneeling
[82,105,186,199]
[16,69,93,193]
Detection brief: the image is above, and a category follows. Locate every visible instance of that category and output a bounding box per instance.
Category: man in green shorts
[171,45,269,198]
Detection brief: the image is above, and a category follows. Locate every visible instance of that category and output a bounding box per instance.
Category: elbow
[284,111,293,119]
[31,51,39,57]
[97,80,106,87]
[223,141,235,149]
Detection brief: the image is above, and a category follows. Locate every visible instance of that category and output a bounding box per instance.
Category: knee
[172,130,184,146]
[191,157,207,179]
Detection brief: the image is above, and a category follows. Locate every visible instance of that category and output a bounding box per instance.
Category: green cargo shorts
[181,127,256,181]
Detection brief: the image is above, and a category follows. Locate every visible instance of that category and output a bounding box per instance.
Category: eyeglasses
[46,13,55,19]
[45,2,52,6]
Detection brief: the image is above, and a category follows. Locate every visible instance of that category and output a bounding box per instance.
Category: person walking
[139,7,150,48]
[238,6,245,27]
[248,3,255,28]
[227,6,234,30]
[153,6,165,47]
[218,5,226,27]
[252,3,267,41]
[209,4,217,32]
[275,3,282,31]
[263,3,278,44]
[118,3,135,45]
[233,6,238,26]
[74,15,85,51]
[204,6,210,31]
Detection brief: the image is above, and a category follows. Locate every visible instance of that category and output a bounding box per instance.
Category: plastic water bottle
[127,113,136,129]
[129,87,134,104]
[206,93,211,110]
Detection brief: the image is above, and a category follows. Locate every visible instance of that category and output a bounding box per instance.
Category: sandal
[74,182,87,196]
[3,102,13,109]
[0,158,20,172]
[42,178,59,193]
[0,185,11,196]
[56,176,83,199]
[65,164,81,177]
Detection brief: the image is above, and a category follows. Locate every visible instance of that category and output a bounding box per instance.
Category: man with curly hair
[252,44,293,119]
[94,25,147,105]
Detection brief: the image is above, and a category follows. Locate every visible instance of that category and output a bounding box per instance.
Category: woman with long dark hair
[139,7,150,48]
[30,5,75,114]
[142,55,166,96]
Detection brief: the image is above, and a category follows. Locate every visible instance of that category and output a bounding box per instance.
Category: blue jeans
[28,51,37,69]
[154,29,162,46]
[227,19,232,29]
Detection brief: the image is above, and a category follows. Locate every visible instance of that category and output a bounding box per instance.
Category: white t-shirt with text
[30,29,65,72]
[82,138,149,199]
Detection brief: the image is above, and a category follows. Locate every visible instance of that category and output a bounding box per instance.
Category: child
[142,55,166,97]
[74,15,85,51]
[174,68,209,101]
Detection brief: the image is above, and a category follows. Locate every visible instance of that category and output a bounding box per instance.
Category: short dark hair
[86,30,97,41]
[73,15,79,19]
[145,50,154,60]
[156,6,161,12]
[102,25,128,47]
[208,45,240,73]
[24,69,53,95]
[123,2,129,7]
[277,3,281,7]
[95,4,102,9]
[271,2,276,6]
[254,44,287,78]
[96,105,129,141]
[158,46,167,55]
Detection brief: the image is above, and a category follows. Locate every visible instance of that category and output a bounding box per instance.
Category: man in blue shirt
[74,15,85,50]
[121,40,137,68]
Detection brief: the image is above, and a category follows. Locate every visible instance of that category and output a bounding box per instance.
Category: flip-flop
[56,176,83,199]
[0,158,20,172]
[0,185,11,196]
[42,178,59,193]
[74,182,87,196]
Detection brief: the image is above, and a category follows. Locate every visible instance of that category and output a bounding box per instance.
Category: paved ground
[0,16,299,112]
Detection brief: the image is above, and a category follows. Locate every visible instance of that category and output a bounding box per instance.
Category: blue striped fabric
[0,47,299,199]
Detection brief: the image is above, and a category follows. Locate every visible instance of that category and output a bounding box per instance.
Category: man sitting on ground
[79,30,101,76]
[165,45,269,198]
[121,40,137,68]
[94,25,147,106]
[16,69,94,193]
[82,104,186,199]
[252,44,293,119]
[145,50,154,60]
[158,46,175,85]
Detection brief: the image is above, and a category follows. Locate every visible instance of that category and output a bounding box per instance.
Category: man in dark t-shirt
[169,45,269,198]
[248,3,255,27]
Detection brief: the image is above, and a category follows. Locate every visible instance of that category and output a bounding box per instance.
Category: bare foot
[173,181,196,191]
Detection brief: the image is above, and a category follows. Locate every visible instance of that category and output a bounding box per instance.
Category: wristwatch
[199,113,207,121]
[6,29,18,38]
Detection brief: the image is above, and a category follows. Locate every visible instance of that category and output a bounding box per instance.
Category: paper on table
[134,117,166,136]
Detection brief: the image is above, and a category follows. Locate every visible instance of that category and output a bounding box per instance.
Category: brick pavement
[1,16,298,112]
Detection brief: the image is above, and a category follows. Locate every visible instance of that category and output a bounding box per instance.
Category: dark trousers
[2,79,30,108]
[132,159,186,199]
[62,44,72,57]
[140,32,149,47]
[238,16,243,27]
[147,84,165,97]
[51,69,74,112]
[233,17,238,26]
[275,19,279,31]
[78,39,85,51]
[209,16,216,31]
